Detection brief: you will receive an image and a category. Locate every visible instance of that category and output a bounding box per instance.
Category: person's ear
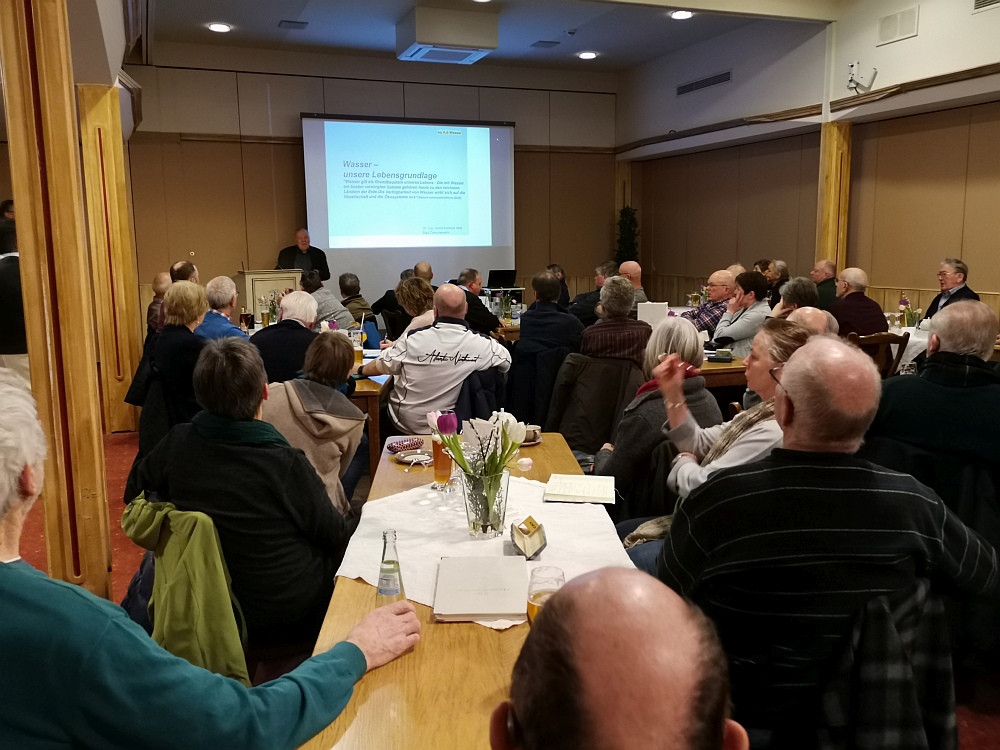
[927,333,940,356]
[489,702,519,750]
[18,464,38,498]
[722,719,750,750]
[775,387,793,432]
[262,382,269,402]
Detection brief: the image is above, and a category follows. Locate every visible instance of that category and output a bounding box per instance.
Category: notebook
[543,474,616,504]
[432,556,528,622]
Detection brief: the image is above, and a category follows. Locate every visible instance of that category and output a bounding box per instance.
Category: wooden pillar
[815,121,852,270]
[78,84,142,433]
[0,0,112,597]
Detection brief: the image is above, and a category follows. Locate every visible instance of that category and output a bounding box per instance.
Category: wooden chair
[729,402,744,419]
[846,331,910,379]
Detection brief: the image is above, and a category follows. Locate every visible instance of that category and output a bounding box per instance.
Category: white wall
[67,0,126,86]
[832,0,1000,98]
[616,19,827,148]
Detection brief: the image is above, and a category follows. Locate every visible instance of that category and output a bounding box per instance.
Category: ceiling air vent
[973,0,1000,12]
[278,20,308,30]
[876,7,919,46]
[531,40,560,49]
[677,71,731,96]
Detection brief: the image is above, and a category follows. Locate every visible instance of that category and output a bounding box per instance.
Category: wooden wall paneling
[870,108,971,289]
[78,84,142,433]
[846,122,878,273]
[961,102,1000,293]
[241,142,307,272]
[323,78,405,118]
[479,88,549,146]
[127,138,178,283]
[686,149,739,277]
[547,153,615,276]
[796,132,821,277]
[549,92,615,148]
[0,143,13,201]
[815,122,852,273]
[0,0,111,595]
[156,68,239,135]
[647,156,689,277]
[738,137,806,275]
[403,83,479,120]
[513,151,550,277]
[236,73,324,138]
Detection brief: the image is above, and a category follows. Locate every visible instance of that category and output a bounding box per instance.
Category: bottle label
[378,574,401,596]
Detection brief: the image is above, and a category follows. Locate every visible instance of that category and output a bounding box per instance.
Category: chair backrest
[728,402,744,419]
[506,344,570,426]
[847,330,910,378]
[381,309,408,340]
[454,368,506,425]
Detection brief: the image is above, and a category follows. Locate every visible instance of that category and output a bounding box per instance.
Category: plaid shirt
[680,298,728,335]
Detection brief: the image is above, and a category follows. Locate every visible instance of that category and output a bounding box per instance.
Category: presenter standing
[276,228,330,281]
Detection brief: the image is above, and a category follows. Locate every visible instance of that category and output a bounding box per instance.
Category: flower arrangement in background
[898,293,923,328]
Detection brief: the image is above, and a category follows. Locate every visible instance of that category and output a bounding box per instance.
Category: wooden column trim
[0,0,112,597]
[815,121,852,270]
[78,84,142,433]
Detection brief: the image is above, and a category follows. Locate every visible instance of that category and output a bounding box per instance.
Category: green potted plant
[615,206,639,265]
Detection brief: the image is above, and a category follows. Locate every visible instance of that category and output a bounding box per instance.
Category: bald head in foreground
[787,306,838,335]
[491,568,748,750]
[434,283,469,319]
[654,336,998,741]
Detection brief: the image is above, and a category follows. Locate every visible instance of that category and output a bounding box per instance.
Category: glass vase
[458,469,510,539]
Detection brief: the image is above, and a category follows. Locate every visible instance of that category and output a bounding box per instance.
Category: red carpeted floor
[16,432,1000,747]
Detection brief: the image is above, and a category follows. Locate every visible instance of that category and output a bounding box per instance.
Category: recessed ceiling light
[578,51,598,60]
[472,0,492,3]
[669,10,694,20]
[207,22,232,33]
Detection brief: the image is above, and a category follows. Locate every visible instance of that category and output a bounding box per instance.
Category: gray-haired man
[195,276,248,340]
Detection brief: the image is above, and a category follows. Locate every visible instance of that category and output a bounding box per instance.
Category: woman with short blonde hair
[162,281,208,328]
[154,281,209,426]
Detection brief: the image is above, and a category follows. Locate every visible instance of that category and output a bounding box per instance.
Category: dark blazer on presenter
[463,289,501,335]
[276,245,330,281]
[923,284,980,320]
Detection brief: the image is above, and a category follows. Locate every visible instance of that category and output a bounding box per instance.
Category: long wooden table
[699,357,747,388]
[348,375,392,476]
[300,434,582,750]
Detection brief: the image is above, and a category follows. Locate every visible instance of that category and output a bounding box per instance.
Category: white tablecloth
[337,476,634,628]
[894,326,929,365]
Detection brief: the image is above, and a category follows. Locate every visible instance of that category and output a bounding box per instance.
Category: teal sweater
[0,560,366,749]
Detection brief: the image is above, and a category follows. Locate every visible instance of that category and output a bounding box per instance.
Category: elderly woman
[770,276,818,319]
[765,259,791,309]
[263,332,367,520]
[621,318,812,572]
[595,317,722,512]
[153,280,208,425]
[710,271,772,358]
[380,277,435,349]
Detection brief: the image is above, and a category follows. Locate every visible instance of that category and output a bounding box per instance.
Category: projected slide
[325,121,492,249]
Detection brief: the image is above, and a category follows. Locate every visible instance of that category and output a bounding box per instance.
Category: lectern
[234,269,302,321]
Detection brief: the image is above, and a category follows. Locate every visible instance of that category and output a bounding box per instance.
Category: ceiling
[149,0,764,72]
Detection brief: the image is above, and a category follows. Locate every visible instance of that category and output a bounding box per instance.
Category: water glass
[527,566,565,623]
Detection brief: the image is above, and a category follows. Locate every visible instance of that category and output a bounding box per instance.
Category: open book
[432,557,527,622]
[543,474,616,504]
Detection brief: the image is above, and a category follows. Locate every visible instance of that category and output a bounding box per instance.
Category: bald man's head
[618,261,643,289]
[707,270,735,302]
[810,259,836,283]
[787,306,834,335]
[152,271,172,298]
[413,261,433,282]
[776,336,881,453]
[727,264,746,277]
[434,284,468,319]
[837,267,868,297]
[493,568,747,750]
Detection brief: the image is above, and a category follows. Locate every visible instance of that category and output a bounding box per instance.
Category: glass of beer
[260,310,270,327]
[527,566,565,624]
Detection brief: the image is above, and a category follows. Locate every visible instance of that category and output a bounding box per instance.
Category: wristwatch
[356,364,365,377]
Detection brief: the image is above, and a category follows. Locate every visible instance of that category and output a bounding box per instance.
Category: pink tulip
[437,412,459,435]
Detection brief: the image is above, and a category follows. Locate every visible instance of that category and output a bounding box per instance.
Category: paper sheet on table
[368,374,390,385]
[336,477,634,629]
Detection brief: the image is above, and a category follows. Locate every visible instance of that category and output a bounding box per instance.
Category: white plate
[520,436,543,447]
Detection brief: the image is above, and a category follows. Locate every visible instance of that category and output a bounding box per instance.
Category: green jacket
[122,497,250,686]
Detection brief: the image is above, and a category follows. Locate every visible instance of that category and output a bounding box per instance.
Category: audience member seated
[263,333,367,521]
[154,281,208,425]
[617,260,649,310]
[379,277,437,352]
[763,260,789,309]
[0,370,420,750]
[924,257,980,320]
[580,276,652,369]
[126,338,352,647]
[301,270,354,330]
[810,259,838,310]
[146,271,171,336]
[0,242,28,383]
[654,337,998,744]
[356,284,511,434]
[828,267,889,338]
[156,260,199,333]
[787,305,839,335]
[490,568,748,750]
[867,301,1000,465]
[276,228,331,281]
[710,271,770,358]
[681,269,734,336]
[457,267,501,335]
[567,260,618,326]
[519,271,584,354]
[545,262,571,308]
[195,276,248,340]
[413,260,436,289]
[251,291,319,383]
[727,263,746,276]
[595,317,722,512]
[752,259,770,275]
[371,268,414,331]
[769,276,818,319]
[338,272,374,324]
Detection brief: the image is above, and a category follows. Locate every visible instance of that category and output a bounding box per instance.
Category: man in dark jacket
[251,291,319,383]
[567,260,618,326]
[867,301,1000,465]
[809,259,838,310]
[828,267,888,338]
[276,228,331,281]
[125,337,348,645]
[0,249,28,382]
[457,267,500,335]
[923,257,980,321]
[519,271,584,355]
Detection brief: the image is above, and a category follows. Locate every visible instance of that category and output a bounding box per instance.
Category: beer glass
[527,566,565,623]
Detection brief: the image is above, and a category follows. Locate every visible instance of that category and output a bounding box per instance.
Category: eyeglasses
[705,283,728,288]
[936,271,957,278]
[770,363,794,406]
